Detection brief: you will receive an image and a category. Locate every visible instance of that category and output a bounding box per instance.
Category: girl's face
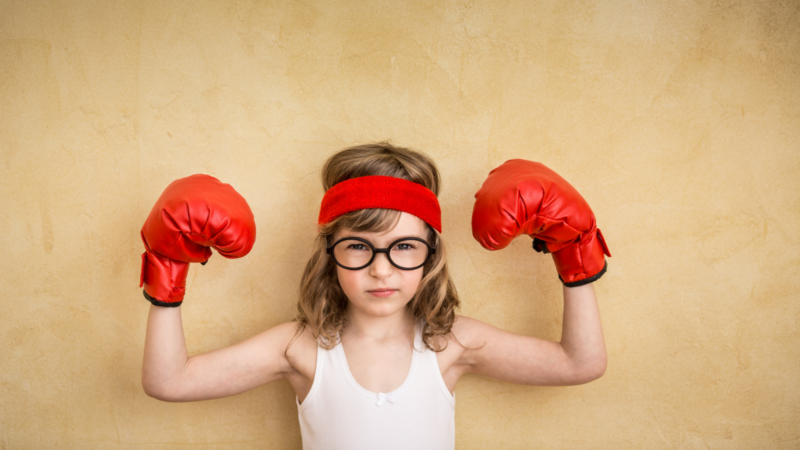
[333,212,429,319]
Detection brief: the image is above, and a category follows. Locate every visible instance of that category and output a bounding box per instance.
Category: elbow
[142,380,165,400]
[571,358,606,385]
[581,358,607,384]
[588,361,607,382]
[142,379,179,402]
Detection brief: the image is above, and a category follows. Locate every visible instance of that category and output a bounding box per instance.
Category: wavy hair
[295,142,460,352]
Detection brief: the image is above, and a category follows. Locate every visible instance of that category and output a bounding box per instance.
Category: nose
[369,251,394,279]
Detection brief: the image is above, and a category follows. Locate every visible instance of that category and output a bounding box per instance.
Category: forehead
[336,212,428,242]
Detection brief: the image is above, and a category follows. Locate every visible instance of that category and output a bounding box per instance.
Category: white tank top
[296,322,456,450]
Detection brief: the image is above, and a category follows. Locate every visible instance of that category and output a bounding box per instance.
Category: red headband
[318,176,442,233]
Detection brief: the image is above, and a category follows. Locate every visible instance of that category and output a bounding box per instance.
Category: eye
[394,243,416,251]
[347,243,368,251]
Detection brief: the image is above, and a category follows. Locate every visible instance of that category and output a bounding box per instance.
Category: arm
[466,159,610,386]
[457,283,606,386]
[560,283,606,381]
[141,305,189,399]
[141,304,299,402]
[140,175,289,401]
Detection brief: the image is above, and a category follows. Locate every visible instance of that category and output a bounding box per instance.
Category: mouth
[367,289,397,297]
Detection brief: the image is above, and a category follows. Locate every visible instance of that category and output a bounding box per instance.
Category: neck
[343,306,416,342]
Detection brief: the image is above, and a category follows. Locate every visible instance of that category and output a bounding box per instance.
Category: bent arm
[141,305,296,402]
[459,283,606,386]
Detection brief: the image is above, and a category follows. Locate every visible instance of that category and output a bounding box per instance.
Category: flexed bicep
[146,321,303,402]
[456,316,586,387]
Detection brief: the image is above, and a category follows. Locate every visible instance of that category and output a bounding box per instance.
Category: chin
[357,298,410,317]
[367,304,405,317]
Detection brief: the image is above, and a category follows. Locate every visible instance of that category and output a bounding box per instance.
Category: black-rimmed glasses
[326,237,436,270]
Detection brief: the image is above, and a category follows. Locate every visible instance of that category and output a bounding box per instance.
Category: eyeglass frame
[326,236,437,271]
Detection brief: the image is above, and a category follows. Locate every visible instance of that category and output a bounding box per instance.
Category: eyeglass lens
[332,238,430,270]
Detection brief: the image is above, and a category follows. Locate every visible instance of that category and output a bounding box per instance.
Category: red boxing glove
[472,159,610,287]
[139,174,256,307]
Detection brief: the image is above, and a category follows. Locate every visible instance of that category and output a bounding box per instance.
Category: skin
[141,212,607,403]
[334,213,429,394]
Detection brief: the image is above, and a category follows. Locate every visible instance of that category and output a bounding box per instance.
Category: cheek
[404,271,424,290]
[335,268,360,293]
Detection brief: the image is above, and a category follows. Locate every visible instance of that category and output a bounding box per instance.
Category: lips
[367,289,397,297]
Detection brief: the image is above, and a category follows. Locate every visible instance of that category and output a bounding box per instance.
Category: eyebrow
[338,234,426,242]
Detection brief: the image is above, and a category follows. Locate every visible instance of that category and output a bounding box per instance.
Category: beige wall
[2,0,798,448]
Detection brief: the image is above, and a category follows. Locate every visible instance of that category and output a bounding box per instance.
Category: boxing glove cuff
[140,250,190,307]
[551,228,611,287]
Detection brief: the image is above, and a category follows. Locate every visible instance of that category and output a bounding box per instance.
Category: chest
[342,341,413,393]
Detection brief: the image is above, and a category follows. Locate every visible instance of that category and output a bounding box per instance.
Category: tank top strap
[413,320,425,351]
[418,322,457,408]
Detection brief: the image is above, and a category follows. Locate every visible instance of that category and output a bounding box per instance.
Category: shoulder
[437,315,528,367]
[430,315,487,370]
[451,315,487,342]
[278,322,318,381]
[249,321,312,351]
[240,321,318,377]
[446,315,491,350]
[239,321,318,399]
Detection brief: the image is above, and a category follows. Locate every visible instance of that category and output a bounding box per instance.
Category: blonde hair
[295,142,460,352]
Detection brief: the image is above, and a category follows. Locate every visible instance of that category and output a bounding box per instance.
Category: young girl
[140,142,609,449]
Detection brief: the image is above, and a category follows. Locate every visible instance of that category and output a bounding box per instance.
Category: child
[140,142,609,450]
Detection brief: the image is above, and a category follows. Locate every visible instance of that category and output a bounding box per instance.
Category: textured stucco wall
[2,0,798,448]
